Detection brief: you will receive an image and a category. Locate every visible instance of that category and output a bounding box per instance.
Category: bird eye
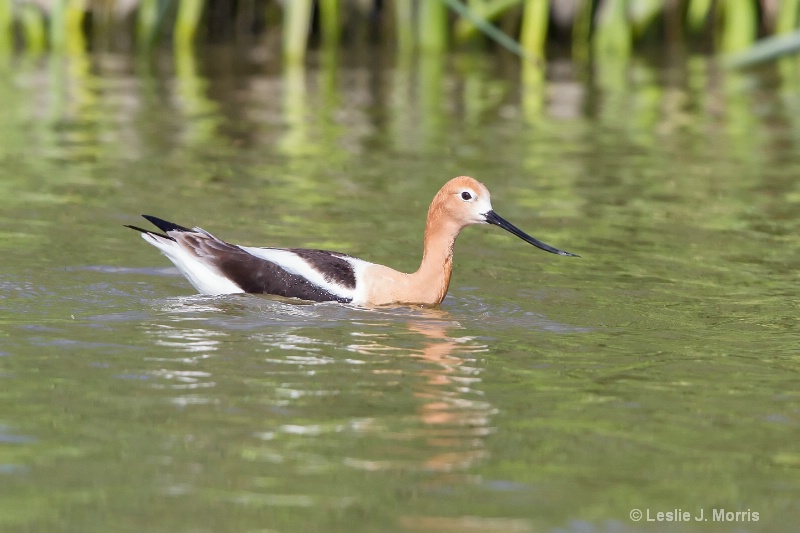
[461,191,472,201]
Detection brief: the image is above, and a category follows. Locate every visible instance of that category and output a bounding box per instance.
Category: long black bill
[484,210,579,257]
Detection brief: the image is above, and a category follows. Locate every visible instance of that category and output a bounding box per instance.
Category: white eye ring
[460,190,474,201]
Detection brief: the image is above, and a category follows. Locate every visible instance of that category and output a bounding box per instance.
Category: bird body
[127,176,577,306]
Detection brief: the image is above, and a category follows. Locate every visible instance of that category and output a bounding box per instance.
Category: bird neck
[410,214,461,305]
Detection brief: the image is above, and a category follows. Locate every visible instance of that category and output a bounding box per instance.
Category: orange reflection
[405,316,491,473]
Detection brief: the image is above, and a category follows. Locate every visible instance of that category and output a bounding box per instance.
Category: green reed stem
[50,0,67,50]
[726,30,800,68]
[418,0,448,52]
[174,0,204,48]
[319,0,341,49]
[283,0,312,62]
[686,0,712,32]
[777,0,800,34]
[0,0,12,53]
[395,0,414,56]
[572,0,592,64]
[20,3,47,53]
[137,0,159,49]
[720,0,757,53]
[593,0,631,58]
[628,0,661,37]
[444,0,527,58]
[65,0,87,54]
[520,0,549,61]
[454,0,521,42]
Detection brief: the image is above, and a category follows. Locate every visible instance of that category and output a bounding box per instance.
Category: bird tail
[124,215,192,240]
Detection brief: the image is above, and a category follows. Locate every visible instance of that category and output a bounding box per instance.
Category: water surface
[1,49,800,532]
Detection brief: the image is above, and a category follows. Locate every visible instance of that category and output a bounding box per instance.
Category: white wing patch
[240,246,372,301]
[142,233,243,295]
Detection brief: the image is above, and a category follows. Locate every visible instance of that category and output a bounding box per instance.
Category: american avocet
[126,176,577,306]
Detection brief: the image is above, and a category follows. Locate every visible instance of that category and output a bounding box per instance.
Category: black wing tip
[124,223,172,240]
[124,224,151,234]
[126,215,189,240]
[141,215,192,234]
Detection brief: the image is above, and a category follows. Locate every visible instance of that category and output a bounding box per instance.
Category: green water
[2,49,800,532]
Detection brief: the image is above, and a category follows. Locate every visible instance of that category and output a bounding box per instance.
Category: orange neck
[410,211,461,305]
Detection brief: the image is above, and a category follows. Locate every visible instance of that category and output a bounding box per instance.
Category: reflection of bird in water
[346,314,491,474]
[127,176,577,305]
[407,320,492,473]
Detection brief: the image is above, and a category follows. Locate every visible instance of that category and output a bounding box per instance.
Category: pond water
[1,47,800,532]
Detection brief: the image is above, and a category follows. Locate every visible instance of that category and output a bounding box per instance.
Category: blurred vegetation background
[0,0,798,66]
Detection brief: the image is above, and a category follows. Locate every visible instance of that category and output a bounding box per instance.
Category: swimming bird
[126,176,577,306]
